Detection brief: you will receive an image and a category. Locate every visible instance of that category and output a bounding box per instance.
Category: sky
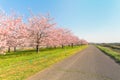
[0,0,120,43]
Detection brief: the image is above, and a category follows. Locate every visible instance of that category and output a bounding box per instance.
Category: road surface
[27,45,120,80]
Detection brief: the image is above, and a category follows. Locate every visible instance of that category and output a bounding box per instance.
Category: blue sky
[0,0,120,43]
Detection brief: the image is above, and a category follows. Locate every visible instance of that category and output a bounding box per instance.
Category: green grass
[0,45,88,80]
[97,45,120,63]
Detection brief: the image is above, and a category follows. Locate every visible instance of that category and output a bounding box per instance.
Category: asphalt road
[27,45,120,80]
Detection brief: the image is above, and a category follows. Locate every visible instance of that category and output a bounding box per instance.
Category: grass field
[0,45,87,80]
[97,45,120,63]
[99,43,120,53]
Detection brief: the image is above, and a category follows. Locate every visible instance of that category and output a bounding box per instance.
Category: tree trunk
[62,45,64,48]
[8,47,11,52]
[71,43,73,48]
[36,45,39,53]
[14,47,16,52]
[54,46,56,48]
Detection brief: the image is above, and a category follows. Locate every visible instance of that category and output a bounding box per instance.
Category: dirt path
[27,45,120,80]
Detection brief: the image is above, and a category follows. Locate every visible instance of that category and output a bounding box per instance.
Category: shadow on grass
[0,46,76,59]
[0,49,36,59]
[0,47,61,59]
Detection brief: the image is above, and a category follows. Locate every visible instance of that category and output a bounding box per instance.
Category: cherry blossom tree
[43,27,65,48]
[44,27,82,48]
[28,14,56,53]
[0,10,88,54]
[2,14,28,52]
[80,39,88,45]
[0,27,7,54]
[0,11,9,54]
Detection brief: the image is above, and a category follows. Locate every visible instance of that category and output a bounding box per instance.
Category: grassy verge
[0,45,88,80]
[97,45,120,63]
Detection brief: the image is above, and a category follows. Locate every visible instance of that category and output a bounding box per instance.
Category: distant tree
[80,39,88,45]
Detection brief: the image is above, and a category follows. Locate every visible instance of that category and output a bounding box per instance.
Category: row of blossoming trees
[0,12,88,54]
